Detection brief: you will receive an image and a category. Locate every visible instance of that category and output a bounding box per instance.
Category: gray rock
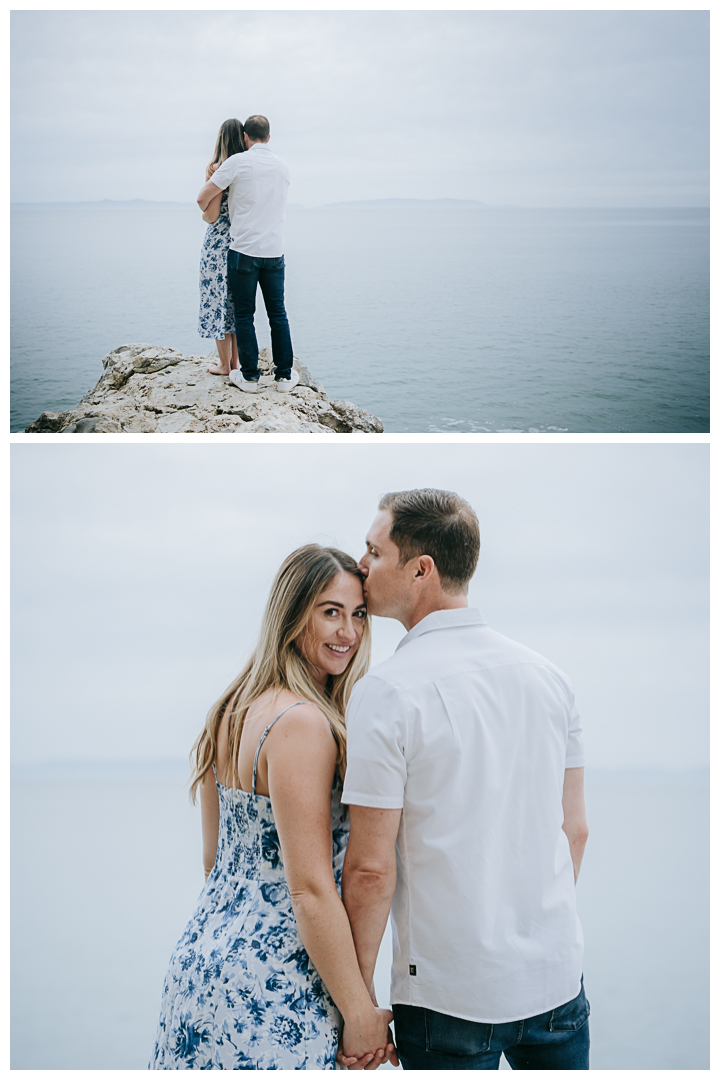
[71,416,124,433]
[155,411,206,433]
[246,417,328,433]
[24,345,383,434]
[319,400,384,434]
[26,410,72,433]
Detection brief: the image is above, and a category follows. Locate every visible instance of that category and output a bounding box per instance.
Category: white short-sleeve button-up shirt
[342,607,585,1024]
[210,143,290,258]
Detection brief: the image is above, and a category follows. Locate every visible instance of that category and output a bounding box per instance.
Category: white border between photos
[7,433,713,446]
[5,0,711,12]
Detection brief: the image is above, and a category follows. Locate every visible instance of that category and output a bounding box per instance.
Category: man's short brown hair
[244,115,270,142]
[378,488,480,594]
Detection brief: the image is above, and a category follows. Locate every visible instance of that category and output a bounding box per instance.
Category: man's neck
[404,593,469,631]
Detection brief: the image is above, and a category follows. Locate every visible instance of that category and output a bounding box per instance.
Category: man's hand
[337,1007,398,1069]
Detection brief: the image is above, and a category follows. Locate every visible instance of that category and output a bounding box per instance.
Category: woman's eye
[353,609,367,620]
[323,607,339,617]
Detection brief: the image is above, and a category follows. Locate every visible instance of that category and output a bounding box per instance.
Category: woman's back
[150,697,349,1070]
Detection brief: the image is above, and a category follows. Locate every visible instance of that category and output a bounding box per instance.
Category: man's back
[211,143,289,257]
[343,607,584,1023]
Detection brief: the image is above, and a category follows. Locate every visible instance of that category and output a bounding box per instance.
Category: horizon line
[9,198,710,211]
[10,756,710,777]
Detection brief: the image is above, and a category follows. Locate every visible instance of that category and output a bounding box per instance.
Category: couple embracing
[196,115,298,394]
[150,489,590,1071]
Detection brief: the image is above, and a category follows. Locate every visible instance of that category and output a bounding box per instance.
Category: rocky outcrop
[25,345,383,434]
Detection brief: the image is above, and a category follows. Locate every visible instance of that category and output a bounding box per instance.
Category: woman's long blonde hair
[205,118,245,180]
[190,545,371,802]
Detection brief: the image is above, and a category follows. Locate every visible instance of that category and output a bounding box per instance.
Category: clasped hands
[336,1006,399,1070]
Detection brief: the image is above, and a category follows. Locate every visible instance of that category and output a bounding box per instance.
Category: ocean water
[10,763,709,1070]
[10,204,709,433]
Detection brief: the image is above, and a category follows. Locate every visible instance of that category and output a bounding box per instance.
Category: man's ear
[414,555,435,582]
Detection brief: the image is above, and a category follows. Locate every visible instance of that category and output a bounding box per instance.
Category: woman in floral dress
[150,545,396,1070]
[198,119,244,377]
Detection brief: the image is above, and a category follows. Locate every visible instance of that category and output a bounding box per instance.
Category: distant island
[320,198,491,209]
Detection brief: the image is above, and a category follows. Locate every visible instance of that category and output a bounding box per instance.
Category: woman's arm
[202,189,223,224]
[199,770,220,879]
[266,706,394,1063]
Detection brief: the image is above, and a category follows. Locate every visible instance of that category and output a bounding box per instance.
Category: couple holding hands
[150,488,590,1070]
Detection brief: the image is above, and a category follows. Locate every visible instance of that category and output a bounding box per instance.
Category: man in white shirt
[196,115,298,393]
[340,488,590,1070]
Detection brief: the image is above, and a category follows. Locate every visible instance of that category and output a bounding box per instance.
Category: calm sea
[10,204,709,433]
[10,763,709,1070]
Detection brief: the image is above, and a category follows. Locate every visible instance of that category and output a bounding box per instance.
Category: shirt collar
[396,607,487,652]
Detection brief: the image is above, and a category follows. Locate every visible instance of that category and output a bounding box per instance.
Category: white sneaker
[229,370,260,393]
[275,369,300,393]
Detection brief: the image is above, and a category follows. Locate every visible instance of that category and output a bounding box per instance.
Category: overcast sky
[11,10,709,207]
[11,442,708,772]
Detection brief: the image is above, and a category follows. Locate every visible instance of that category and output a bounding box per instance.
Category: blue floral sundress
[150,703,347,1070]
[198,191,235,339]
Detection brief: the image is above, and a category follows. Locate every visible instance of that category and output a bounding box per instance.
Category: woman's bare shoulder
[251,692,336,793]
[247,688,321,724]
[271,696,332,736]
[248,693,332,753]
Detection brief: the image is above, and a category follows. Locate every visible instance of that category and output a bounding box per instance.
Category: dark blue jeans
[393,980,590,1070]
[226,250,294,381]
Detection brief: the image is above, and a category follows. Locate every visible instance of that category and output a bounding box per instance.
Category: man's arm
[342,805,402,992]
[562,766,589,882]
[197,179,223,212]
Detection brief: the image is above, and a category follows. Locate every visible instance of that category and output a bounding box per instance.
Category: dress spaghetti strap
[252,702,308,795]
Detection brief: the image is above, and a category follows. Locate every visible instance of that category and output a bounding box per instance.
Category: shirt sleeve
[565,689,585,768]
[208,154,241,191]
[342,676,407,809]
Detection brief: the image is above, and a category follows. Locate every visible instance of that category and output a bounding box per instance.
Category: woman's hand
[337,1040,398,1071]
[205,161,221,181]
